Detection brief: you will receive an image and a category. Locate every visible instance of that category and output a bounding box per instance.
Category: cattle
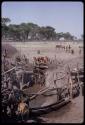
[56,45,62,49]
[56,45,66,51]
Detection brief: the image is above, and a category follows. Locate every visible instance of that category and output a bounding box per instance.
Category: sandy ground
[2,41,84,123]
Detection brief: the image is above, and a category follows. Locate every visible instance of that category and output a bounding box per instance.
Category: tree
[1,17,11,26]
[19,23,29,41]
[45,26,56,40]
[8,24,20,40]
[2,18,11,38]
[2,17,75,42]
[63,32,74,40]
[56,32,64,40]
[26,23,39,40]
[39,26,56,40]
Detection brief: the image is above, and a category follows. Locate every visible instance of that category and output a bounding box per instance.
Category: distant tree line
[1,17,82,42]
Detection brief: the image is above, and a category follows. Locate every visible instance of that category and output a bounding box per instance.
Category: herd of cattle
[56,44,83,54]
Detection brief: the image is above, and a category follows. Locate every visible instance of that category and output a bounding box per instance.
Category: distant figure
[71,49,74,54]
[64,46,65,50]
[68,45,71,52]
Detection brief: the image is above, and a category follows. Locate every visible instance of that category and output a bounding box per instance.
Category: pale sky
[2,2,83,38]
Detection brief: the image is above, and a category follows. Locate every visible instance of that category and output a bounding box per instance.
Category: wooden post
[2,67,16,76]
[53,72,58,101]
[67,65,73,100]
[69,76,73,100]
[77,63,80,85]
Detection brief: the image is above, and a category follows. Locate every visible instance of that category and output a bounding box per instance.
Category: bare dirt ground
[2,41,84,123]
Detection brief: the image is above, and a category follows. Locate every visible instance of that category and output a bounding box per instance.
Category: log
[2,66,16,75]
[28,87,59,96]
[30,87,49,100]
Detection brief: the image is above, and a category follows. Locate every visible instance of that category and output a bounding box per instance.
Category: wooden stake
[67,65,73,100]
